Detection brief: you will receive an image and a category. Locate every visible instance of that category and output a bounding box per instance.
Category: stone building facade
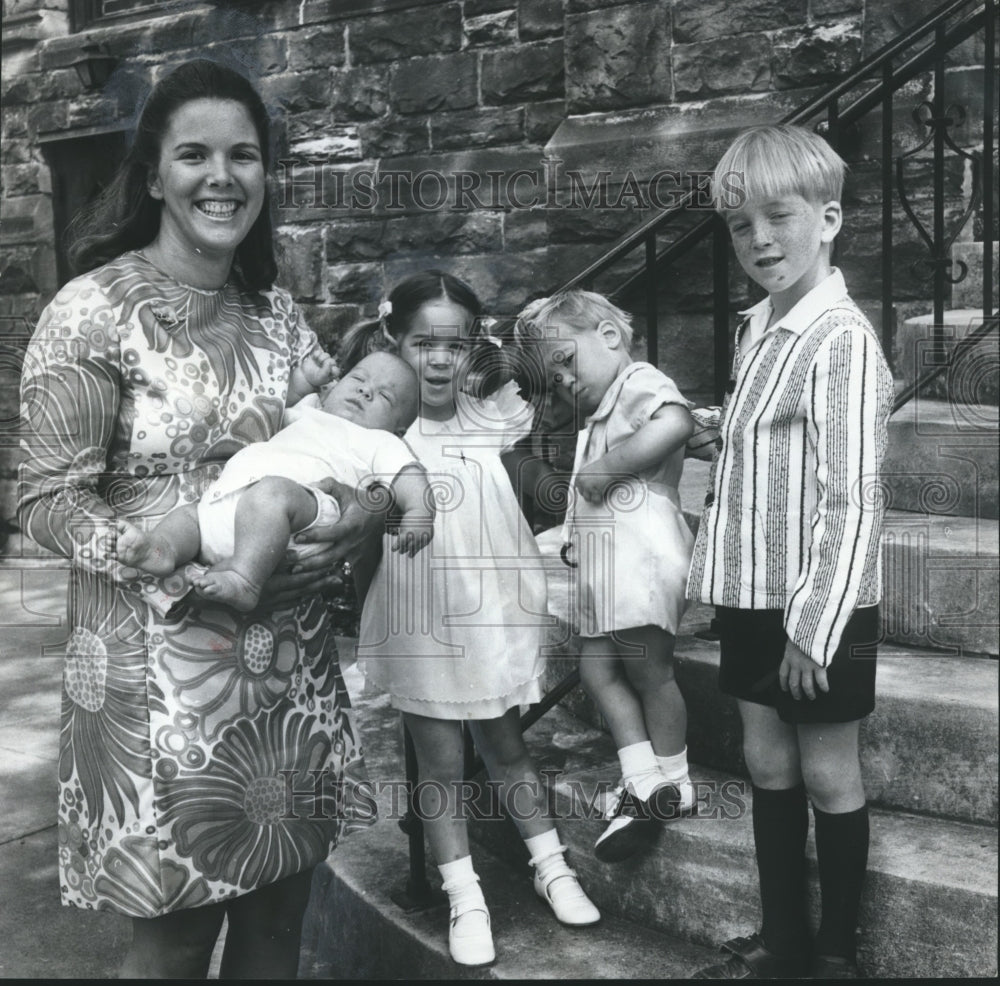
[0,0,990,539]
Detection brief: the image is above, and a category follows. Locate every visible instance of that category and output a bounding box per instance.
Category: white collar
[738,268,848,338]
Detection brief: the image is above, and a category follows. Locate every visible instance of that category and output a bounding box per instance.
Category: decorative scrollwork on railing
[896,100,983,285]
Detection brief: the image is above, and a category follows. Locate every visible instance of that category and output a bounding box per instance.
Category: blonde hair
[514,289,634,347]
[712,124,846,211]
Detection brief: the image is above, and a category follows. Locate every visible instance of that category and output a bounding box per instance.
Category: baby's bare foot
[116,521,178,575]
[193,566,263,613]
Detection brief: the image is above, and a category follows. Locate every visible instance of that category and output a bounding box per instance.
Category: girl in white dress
[345,271,600,967]
[515,290,697,865]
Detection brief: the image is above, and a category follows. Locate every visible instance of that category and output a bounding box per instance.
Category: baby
[117,350,433,612]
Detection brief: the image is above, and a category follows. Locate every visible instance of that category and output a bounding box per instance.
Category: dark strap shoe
[692,933,810,979]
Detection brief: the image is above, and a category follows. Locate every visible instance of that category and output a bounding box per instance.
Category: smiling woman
[18,60,378,980]
[145,98,267,288]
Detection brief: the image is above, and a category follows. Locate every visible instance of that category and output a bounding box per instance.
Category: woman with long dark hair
[19,59,376,978]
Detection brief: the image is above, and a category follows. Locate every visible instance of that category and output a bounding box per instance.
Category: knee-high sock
[752,783,810,955]
[813,803,869,961]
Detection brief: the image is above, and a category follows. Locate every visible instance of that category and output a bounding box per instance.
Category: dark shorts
[716,605,879,724]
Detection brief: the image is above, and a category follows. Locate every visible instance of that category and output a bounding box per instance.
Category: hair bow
[377,300,392,319]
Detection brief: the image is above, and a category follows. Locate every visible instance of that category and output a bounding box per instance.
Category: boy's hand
[390,512,434,556]
[779,640,830,700]
[574,461,623,504]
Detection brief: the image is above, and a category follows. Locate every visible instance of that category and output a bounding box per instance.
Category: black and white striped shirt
[687,270,894,666]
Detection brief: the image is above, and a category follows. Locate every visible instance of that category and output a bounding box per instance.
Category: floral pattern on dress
[20,252,372,918]
[156,707,340,890]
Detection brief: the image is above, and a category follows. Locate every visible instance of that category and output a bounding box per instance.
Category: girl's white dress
[359,382,550,719]
[563,362,695,638]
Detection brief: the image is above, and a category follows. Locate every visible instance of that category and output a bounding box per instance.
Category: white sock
[524,828,569,880]
[656,748,694,807]
[438,856,485,914]
[618,740,664,801]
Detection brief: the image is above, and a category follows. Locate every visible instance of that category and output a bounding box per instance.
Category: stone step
[300,660,720,980]
[673,459,1000,655]
[301,819,721,980]
[545,622,999,826]
[883,397,998,519]
[894,309,999,406]
[467,707,999,980]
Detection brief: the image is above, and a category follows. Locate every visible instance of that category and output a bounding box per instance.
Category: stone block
[329,65,390,121]
[296,303,362,352]
[285,25,347,72]
[2,67,79,106]
[482,40,565,104]
[894,309,1000,406]
[881,511,999,655]
[391,53,477,115]
[672,0,805,44]
[358,116,429,159]
[565,3,669,111]
[66,96,121,132]
[1,164,49,197]
[883,398,998,519]
[204,36,288,77]
[519,0,564,39]
[326,261,383,304]
[326,212,503,263]
[0,140,31,165]
[673,35,773,100]
[431,106,524,151]
[288,129,363,164]
[259,71,331,113]
[348,3,462,62]
[525,99,565,142]
[503,207,551,251]
[464,8,517,47]
[276,225,325,301]
[812,0,863,16]
[0,195,52,245]
[464,0,512,14]
[772,22,863,90]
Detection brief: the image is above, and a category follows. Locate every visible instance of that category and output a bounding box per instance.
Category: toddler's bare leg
[618,625,687,757]
[116,504,201,576]
[193,477,318,612]
[579,635,649,749]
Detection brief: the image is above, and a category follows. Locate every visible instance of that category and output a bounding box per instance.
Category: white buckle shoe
[448,904,495,966]
[532,866,601,926]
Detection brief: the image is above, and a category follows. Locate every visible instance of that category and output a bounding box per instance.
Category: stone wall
[0,0,994,535]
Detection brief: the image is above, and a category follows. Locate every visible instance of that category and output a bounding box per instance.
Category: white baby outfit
[197,406,417,563]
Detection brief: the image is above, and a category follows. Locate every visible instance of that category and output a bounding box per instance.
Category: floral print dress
[18,252,369,918]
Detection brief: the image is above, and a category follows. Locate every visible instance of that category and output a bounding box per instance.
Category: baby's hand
[301,347,338,388]
[390,512,434,556]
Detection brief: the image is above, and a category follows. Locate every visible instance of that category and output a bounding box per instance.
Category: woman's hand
[778,640,830,700]
[260,476,388,608]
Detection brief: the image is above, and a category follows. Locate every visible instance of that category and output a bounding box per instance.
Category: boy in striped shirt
[688,125,894,979]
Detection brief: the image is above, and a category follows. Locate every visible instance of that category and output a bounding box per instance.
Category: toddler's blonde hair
[713,124,846,211]
[514,289,634,347]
